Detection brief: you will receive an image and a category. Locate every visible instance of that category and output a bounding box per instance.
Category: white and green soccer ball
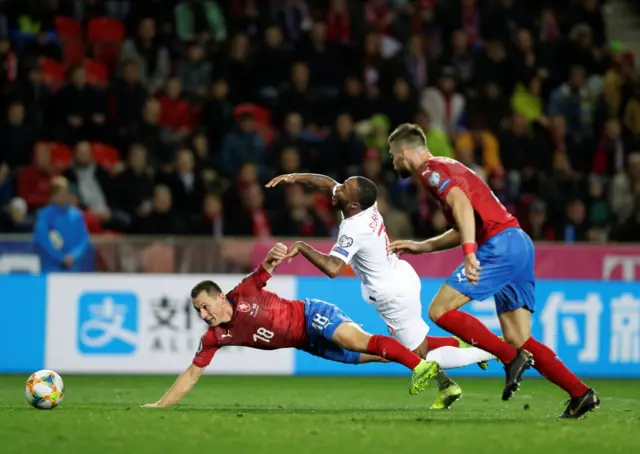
[25,370,65,409]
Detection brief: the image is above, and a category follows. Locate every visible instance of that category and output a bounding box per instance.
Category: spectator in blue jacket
[219,113,266,179]
[33,176,91,272]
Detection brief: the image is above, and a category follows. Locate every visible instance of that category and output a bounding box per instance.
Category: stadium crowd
[0,0,639,243]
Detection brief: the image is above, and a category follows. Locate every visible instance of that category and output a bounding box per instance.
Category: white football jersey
[329,202,404,300]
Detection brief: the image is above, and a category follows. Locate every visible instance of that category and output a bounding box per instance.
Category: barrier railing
[3,234,640,279]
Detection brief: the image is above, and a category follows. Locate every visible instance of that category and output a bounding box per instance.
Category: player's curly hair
[191,280,223,299]
[387,123,427,148]
[354,176,378,210]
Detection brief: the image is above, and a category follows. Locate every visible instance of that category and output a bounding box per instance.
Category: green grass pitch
[0,376,638,454]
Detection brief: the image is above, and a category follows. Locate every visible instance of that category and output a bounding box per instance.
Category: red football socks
[367,335,422,370]
[522,337,589,398]
[425,336,460,349]
[436,310,518,364]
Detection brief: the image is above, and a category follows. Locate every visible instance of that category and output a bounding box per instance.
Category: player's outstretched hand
[265,174,298,188]
[464,253,481,285]
[387,240,432,256]
[284,241,302,263]
[141,403,158,408]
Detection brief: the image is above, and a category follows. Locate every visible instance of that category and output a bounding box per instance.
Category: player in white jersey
[266,173,495,409]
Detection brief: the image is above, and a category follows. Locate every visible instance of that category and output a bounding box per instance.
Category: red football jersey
[419,157,519,244]
[192,266,307,368]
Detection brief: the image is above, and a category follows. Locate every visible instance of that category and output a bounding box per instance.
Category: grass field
[0,375,637,454]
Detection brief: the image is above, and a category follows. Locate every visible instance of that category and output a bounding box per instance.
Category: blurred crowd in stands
[1,0,640,243]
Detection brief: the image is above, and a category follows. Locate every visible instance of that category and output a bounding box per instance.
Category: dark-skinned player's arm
[265,173,338,193]
[286,241,347,278]
[445,187,481,284]
[286,224,363,277]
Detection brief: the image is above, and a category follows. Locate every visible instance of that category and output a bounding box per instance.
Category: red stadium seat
[233,103,272,127]
[47,142,73,171]
[87,18,125,72]
[87,17,125,43]
[233,104,274,144]
[92,42,121,73]
[91,142,120,169]
[256,123,276,146]
[55,16,82,41]
[83,59,109,87]
[63,41,85,67]
[251,104,272,127]
[40,58,66,92]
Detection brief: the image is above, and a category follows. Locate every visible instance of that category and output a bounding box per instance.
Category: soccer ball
[25,370,65,409]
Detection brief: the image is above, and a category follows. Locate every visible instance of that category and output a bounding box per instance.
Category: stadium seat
[83,59,109,87]
[46,142,74,171]
[63,40,85,67]
[40,58,66,92]
[234,103,272,127]
[233,103,275,144]
[55,16,82,41]
[256,123,276,146]
[91,142,120,169]
[87,17,125,43]
[93,42,122,73]
[87,18,125,72]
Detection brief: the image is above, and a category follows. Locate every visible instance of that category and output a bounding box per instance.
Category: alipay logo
[77,292,139,355]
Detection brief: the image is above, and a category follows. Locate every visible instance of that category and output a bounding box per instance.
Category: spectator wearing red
[0,37,18,91]
[157,76,192,135]
[592,119,626,177]
[364,0,392,36]
[325,0,352,45]
[226,182,281,237]
[17,143,55,211]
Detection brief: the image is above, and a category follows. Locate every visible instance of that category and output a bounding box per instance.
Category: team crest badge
[428,171,441,187]
[237,302,250,312]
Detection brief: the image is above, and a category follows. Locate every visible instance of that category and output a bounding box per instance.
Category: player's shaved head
[191,280,223,299]
[354,176,378,210]
[387,123,427,149]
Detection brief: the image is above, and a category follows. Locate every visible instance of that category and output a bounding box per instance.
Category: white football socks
[426,346,496,370]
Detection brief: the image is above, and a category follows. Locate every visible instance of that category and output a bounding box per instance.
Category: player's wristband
[462,242,477,256]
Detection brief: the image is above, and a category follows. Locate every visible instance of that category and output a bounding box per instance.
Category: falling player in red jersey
[142,243,439,408]
[386,123,599,419]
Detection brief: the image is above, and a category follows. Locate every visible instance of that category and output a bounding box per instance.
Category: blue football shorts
[445,227,536,315]
[302,298,361,364]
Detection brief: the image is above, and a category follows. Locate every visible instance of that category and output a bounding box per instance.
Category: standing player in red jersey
[142,243,439,408]
[385,123,600,419]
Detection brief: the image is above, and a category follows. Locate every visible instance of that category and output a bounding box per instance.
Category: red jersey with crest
[192,266,307,368]
[419,157,519,244]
